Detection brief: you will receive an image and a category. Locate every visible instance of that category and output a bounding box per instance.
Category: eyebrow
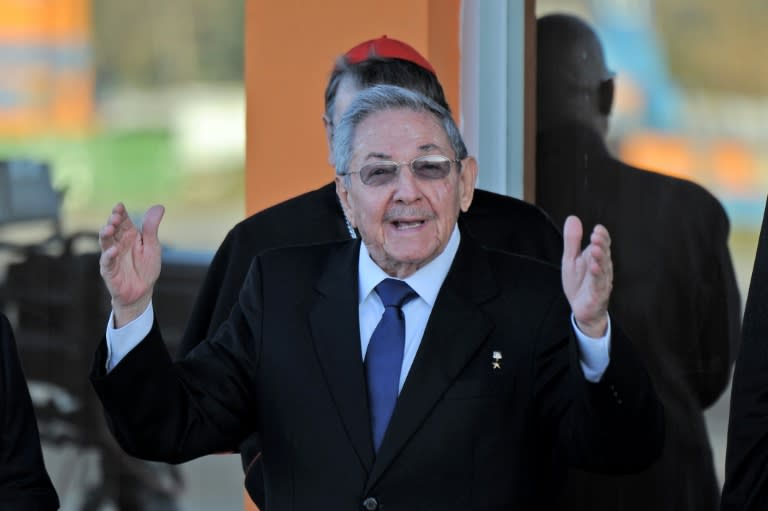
[362,144,444,161]
[363,152,391,161]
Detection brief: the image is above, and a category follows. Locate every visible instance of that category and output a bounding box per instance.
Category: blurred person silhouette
[176,36,563,508]
[91,84,664,510]
[0,312,59,510]
[535,13,741,511]
[722,197,768,510]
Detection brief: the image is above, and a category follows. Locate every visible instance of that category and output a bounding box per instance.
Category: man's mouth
[385,207,433,230]
[392,219,426,230]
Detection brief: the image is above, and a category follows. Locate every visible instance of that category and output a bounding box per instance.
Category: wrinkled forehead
[351,108,450,158]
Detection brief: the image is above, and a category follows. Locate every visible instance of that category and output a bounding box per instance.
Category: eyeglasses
[342,155,461,186]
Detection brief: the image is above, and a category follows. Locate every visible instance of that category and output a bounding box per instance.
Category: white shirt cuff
[570,313,611,383]
[105,301,154,372]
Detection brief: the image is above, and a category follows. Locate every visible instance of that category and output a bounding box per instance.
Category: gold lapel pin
[492,351,502,370]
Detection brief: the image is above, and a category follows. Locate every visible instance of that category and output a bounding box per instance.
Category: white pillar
[460,0,526,198]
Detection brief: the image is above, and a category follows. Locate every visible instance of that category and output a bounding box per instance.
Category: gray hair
[333,84,468,181]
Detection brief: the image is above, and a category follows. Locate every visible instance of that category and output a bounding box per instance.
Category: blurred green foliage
[0,130,179,210]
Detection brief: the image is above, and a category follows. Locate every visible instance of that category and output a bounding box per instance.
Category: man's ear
[458,157,478,213]
[598,78,614,117]
[335,175,356,228]
[323,115,335,166]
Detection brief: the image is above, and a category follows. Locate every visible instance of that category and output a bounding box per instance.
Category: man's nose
[392,164,423,202]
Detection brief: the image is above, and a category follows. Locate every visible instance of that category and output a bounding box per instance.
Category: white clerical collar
[358,225,461,307]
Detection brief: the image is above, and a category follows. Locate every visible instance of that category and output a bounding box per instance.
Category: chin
[386,248,439,270]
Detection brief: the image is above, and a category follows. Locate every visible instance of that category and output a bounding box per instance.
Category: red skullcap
[342,35,436,75]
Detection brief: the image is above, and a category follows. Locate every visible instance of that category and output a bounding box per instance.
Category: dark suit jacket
[721,197,768,510]
[0,313,59,510]
[92,236,663,511]
[176,182,563,504]
[536,123,741,511]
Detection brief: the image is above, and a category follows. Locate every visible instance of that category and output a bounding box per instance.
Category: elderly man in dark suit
[91,85,663,510]
[535,14,741,511]
[177,36,563,507]
[0,312,59,510]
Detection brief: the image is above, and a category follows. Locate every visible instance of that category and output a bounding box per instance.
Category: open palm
[561,216,612,337]
[99,203,165,325]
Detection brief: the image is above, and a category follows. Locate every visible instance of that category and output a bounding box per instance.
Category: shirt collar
[358,225,461,306]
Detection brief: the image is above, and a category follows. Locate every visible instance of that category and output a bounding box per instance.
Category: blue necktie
[365,278,417,451]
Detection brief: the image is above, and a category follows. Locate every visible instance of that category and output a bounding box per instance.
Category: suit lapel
[365,237,498,491]
[308,240,375,472]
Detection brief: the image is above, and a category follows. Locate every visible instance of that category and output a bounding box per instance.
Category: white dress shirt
[106,226,611,382]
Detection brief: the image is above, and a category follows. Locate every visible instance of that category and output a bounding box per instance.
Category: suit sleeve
[0,314,59,510]
[722,197,768,511]
[690,200,741,408]
[90,258,266,464]
[533,293,664,474]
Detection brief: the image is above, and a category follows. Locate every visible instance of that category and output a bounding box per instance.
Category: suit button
[362,497,379,510]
